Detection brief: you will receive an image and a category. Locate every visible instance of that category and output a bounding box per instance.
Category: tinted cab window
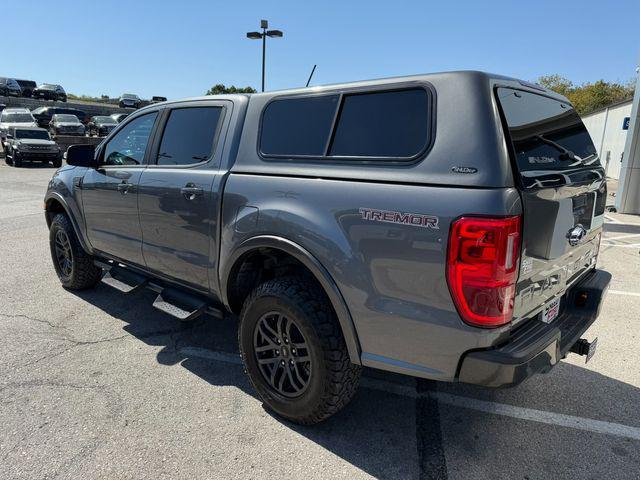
[156,107,223,166]
[103,113,157,166]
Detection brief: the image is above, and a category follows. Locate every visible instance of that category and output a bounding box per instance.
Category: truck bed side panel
[220,174,523,380]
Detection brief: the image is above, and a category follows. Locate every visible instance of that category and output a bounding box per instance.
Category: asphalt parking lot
[1,160,639,480]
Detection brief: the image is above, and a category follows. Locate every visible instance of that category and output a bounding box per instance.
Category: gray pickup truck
[45,71,611,424]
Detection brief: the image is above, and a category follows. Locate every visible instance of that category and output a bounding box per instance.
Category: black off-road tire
[13,154,22,167]
[49,213,102,289]
[4,148,12,165]
[239,276,361,425]
[52,155,62,168]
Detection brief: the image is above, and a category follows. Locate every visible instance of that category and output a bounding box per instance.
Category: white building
[581,98,633,179]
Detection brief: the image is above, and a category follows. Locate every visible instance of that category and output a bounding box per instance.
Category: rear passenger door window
[156,107,223,166]
[259,87,432,161]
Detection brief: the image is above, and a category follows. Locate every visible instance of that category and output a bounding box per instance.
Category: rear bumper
[458,268,611,388]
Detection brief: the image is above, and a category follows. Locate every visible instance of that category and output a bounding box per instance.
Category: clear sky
[5,0,639,100]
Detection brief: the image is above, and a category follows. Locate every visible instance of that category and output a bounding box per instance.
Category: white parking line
[180,347,640,442]
[600,243,640,248]
[179,347,242,365]
[605,215,622,224]
[432,392,640,441]
[603,233,640,242]
[609,290,640,297]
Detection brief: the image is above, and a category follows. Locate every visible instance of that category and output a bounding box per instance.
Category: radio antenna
[305,64,317,87]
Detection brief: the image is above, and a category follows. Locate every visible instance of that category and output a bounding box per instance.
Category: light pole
[246,19,283,92]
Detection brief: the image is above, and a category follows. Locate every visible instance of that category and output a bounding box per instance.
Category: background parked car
[87,115,117,136]
[0,77,22,97]
[118,94,141,108]
[33,84,67,102]
[150,96,167,104]
[3,127,61,167]
[0,108,37,146]
[110,113,129,123]
[49,114,85,137]
[16,79,37,97]
[32,106,88,128]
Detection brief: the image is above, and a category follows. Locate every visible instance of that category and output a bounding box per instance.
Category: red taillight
[446,215,522,328]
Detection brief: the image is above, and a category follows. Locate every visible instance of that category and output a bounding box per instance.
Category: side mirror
[66,144,98,168]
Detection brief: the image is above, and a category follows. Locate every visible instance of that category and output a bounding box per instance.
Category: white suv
[0,108,37,146]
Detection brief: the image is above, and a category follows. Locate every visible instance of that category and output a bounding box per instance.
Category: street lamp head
[247,20,283,93]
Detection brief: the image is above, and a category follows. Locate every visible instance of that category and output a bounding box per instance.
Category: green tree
[537,74,574,97]
[206,84,257,95]
[536,75,634,115]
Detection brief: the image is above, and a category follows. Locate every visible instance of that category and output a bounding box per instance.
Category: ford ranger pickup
[45,71,611,424]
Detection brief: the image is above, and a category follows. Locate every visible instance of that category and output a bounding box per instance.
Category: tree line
[536,75,635,115]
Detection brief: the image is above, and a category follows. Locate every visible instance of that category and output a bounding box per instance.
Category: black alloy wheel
[253,311,312,398]
[48,213,102,289]
[238,276,362,424]
[53,228,73,278]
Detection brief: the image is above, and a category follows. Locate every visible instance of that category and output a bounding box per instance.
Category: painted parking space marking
[601,243,640,248]
[432,392,640,441]
[179,347,242,365]
[609,290,640,297]
[180,347,640,442]
[361,378,640,442]
[603,233,640,242]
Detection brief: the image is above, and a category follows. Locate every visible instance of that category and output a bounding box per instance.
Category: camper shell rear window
[496,87,599,174]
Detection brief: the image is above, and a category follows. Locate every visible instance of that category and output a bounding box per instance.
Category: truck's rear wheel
[49,213,102,289]
[239,276,361,425]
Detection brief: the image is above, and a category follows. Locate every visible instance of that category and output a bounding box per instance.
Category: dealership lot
[0,162,639,479]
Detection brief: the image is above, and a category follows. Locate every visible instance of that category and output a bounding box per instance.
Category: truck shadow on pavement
[71,284,640,480]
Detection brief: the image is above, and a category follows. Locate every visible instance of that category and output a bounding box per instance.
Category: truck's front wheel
[239,276,361,425]
[49,213,102,289]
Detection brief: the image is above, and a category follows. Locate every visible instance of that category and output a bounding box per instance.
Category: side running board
[95,260,222,322]
[101,266,148,293]
[153,288,206,321]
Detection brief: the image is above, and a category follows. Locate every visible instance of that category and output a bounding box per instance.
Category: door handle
[181,184,204,200]
[117,182,133,194]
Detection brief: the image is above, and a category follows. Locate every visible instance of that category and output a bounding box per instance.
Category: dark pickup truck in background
[16,79,37,97]
[32,106,88,128]
[44,71,610,424]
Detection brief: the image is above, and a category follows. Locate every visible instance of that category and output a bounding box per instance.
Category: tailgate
[496,87,607,323]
